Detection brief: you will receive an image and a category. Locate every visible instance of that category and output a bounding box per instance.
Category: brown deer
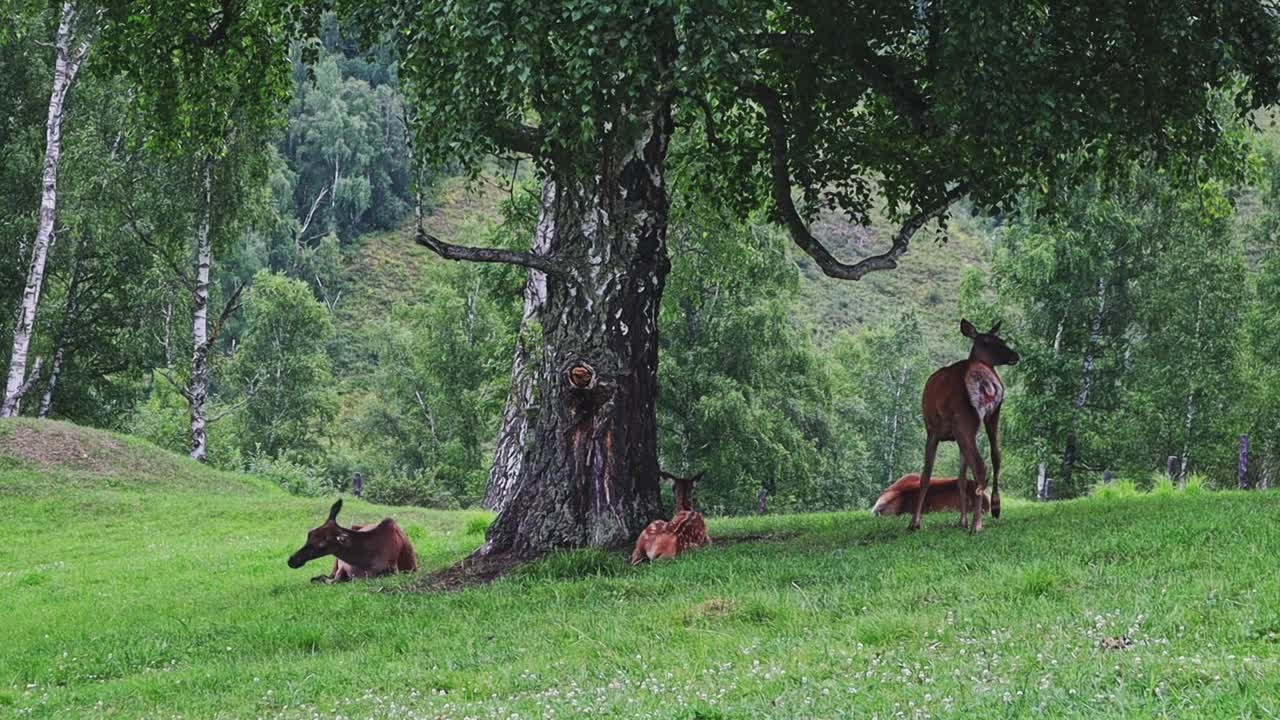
[287,499,418,582]
[872,473,991,517]
[909,319,1018,533]
[631,471,710,564]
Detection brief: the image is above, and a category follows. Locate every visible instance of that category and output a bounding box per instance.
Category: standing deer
[909,319,1019,533]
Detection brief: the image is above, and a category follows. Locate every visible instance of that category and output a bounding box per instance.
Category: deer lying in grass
[910,319,1019,533]
[287,499,417,582]
[631,471,710,564]
[873,473,991,517]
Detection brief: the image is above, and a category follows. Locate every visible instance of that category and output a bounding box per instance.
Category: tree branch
[124,209,189,283]
[156,368,193,402]
[296,185,329,246]
[208,373,261,424]
[12,357,44,402]
[690,95,727,152]
[207,281,246,348]
[752,84,970,281]
[415,226,565,275]
[492,122,545,155]
[752,31,931,134]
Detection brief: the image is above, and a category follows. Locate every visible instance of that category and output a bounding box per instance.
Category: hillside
[798,207,997,359]
[4,419,1278,719]
[335,177,996,368]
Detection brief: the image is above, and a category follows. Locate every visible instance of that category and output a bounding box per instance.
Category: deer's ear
[960,319,978,338]
[988,320,1003,336]
[327,498,343,522]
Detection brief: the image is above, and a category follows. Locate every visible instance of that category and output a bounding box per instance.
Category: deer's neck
[968,348,999,369]
[332,528,382,567]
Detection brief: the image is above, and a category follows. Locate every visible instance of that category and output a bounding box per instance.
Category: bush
[247,454,334,497]
[362,468,458,509]
[1183,473,1207,495]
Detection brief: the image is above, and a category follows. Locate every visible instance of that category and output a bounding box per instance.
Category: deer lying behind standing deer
[873,473,991,517]
[910,319,1019,533]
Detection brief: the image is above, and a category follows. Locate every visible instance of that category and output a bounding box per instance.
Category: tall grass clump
[1092,477,1139,499]
[1151,472,1179,496]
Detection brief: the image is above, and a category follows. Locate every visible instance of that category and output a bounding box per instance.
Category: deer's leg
[311,558,341,583]
[984,406,1002,519]
[909,434,940,531]
[957,432,987,534]
[957,460,969,529]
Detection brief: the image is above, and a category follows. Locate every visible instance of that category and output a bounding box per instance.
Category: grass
[3,419,1280,719]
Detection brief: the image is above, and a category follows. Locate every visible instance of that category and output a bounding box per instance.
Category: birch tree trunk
[1034,318,1064,499]
[477,100,672,558]
[37,236,86,418]
[189,159,214,462]
[1061,280,1106,491]
[1,1,89,418]
[1178,295,1204,482]
[483,180,555,512]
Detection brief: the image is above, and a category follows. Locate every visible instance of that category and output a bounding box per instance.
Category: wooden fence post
[352,471,363,498]
[1238,435,1249,489]
[1166,455,1179,482]
[1103,469,1113,485]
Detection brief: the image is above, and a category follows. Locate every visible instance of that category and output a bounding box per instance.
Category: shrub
[362,468,458,509]
[247,454,334,497]
[1183,473,1207,495]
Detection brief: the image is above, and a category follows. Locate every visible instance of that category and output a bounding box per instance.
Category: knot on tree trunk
[567,362,596,390]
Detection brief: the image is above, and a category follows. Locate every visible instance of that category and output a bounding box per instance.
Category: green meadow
[2,419,1278,719]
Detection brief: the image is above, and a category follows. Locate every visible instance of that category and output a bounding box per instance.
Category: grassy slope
[3,419,1279,719]
[332,174,516,379]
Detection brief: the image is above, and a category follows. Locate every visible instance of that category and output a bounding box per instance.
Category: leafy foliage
[231,271,336,459]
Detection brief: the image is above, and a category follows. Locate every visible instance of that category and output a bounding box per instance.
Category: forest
[4,6,1280,523]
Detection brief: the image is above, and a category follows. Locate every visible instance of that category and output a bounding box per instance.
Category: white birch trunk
[886,364,906,485]
[1178,295,1204,482]
[482,180,555,512]
[1,1,88,417]
[37,237,84,418]
[189,160,213,461]
[1061,281,1106,490]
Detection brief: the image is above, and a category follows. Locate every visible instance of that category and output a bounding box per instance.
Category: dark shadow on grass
[404,550,527,593]
[710,530,800,546]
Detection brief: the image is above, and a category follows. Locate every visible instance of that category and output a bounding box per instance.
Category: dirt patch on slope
[0,419,185,480]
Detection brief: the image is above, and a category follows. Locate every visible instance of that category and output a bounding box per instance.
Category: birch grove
[1,1,90,417]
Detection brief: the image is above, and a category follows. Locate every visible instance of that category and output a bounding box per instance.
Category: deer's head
[667,471,705,513]
[287,499,353,569]
[961,319,1020,367]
